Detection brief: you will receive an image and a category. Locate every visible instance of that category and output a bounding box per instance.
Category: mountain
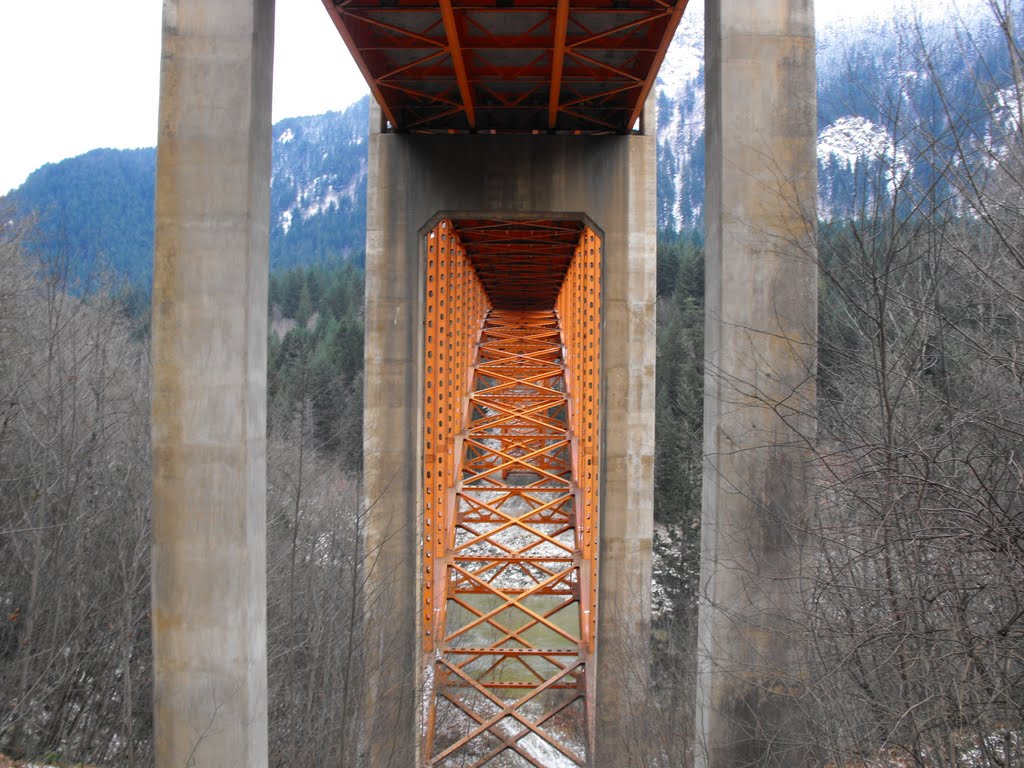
[3,1,1019,285]
[269,103,369,270]
[2,98,370,287]
[655,1,1022,227]
[4,148,157,288]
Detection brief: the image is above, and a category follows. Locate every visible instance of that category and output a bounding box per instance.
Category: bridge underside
[321,0,688,132]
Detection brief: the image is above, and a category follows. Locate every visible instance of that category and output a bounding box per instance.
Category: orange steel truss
[423,219,490,661]
[555,228,601,666]
[423,219,602,767]
[320,0,689,134]
[452,218,584,310]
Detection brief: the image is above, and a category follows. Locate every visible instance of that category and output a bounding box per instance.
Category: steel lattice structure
[321,0,689,133]
[423,220,602,766]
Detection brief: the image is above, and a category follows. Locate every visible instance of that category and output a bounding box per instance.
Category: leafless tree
[0,208,153,764]
[805,6,1024,764]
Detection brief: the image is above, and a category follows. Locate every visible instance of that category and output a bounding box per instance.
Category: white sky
[0,2,367,195]
[0,0,969,196]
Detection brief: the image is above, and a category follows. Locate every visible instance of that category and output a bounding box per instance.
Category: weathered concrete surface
[151,2,274,766]
[362,100,657,767]
[697,1,818,766]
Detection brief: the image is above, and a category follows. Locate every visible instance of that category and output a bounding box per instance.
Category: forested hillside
[1,98,370,287]
[267,262,365,468]
[269,104,369,270]
[6,148,156,287]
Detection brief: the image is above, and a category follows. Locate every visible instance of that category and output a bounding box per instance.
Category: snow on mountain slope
[271,99,368,235]
[652,0,1017,228]
[817,117,896,169]
[816,116,912,217]
[656,4,703,97]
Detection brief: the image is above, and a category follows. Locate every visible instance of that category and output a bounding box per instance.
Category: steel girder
[320,0,689,133]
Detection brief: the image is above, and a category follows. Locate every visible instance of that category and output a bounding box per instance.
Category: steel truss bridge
[320,1,687,762]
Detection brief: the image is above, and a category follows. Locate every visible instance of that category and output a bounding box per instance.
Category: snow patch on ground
[496,718,579,768]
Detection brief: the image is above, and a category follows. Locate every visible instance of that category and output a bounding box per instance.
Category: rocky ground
[0,757,97,768]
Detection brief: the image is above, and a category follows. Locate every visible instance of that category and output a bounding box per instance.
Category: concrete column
[151,2,274,766]
[360,124,656,767]
[593,93,658,767]
[698,0,818,766]
[359,101,420,768]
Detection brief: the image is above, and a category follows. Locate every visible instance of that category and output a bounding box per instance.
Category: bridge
[149,1,817,766]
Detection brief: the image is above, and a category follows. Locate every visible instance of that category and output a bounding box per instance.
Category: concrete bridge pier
[151,1,274,766]
[698,0,818,766]
[360,98,658,767]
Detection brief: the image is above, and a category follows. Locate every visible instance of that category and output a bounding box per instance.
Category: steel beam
[439,0,477,129]
[548,0,571,129]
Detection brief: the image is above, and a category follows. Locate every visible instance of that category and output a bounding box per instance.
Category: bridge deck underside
[321,0,689,132]
[423,221,602,767]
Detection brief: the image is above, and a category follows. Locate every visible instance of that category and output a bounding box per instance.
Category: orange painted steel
[320,0,690,134]
[423,219,490,664]
[451,218,584,310]
[555,227,601,667]
[423,222,602,767]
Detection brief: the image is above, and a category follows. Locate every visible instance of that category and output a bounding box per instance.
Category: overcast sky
[0,0,967,195]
